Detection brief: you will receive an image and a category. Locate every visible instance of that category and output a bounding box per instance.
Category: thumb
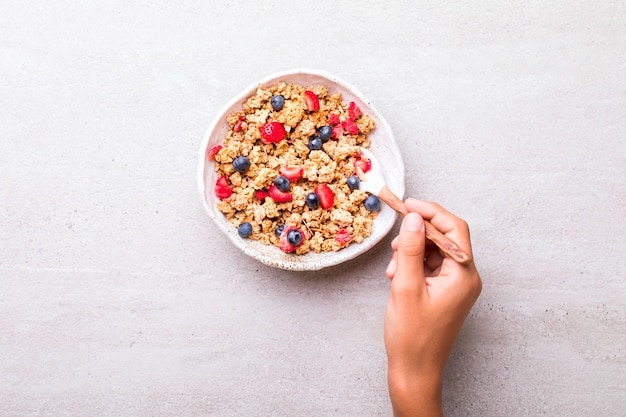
[393,212,426,290]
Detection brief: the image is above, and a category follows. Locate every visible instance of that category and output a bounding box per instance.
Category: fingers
[388,200,476,282]
[385,253,397,279]
[424,245,444,273]
[388,234,441,279]
[386,236,399,279]
[387,247,441,278]
[391,213,426,294]
[404,199,473,257]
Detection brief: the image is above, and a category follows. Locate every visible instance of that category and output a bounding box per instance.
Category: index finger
[404,199,473,257]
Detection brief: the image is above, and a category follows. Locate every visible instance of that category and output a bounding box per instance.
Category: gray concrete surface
[1,1,625,416]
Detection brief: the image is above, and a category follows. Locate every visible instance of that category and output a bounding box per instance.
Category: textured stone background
[1,1,624,416]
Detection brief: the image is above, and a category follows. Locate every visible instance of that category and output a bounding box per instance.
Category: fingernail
[403,213,424,232]
[386,258,396,276]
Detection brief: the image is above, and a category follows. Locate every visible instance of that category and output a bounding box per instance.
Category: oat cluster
[211,82,378,254]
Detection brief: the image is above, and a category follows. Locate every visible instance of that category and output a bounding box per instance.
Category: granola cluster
[210,82,378,255]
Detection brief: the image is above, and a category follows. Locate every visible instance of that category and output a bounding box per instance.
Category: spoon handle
[422,221,473,265]
[378,186,473,265]
[378,185,408,216]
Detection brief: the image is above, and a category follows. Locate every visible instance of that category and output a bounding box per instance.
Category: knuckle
[400,240,423,257]
[470,273,483,297]
[456,217,469,231]
[426,200,442,211]
[391,279,420,298]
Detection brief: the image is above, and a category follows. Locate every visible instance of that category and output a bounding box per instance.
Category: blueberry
[270,95,284,111]
[287,229,303,246]
[275,224,286,237]
[238,222,253,238]
[233,156,250,173]
[308,136,323,151]
[305,192,320,209]
[364,195,381,212]
[274,175,290,192]
[347,175,360,190]
[319,125,332,142]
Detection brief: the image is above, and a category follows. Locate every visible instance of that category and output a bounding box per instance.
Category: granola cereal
[209,82,379,254]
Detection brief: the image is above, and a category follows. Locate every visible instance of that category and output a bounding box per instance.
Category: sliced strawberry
[327,113,340,125]
[335,229,352,245]
[343,119,359,135]
[268,185,293,203]
[280,165,304,181]
[314,184,334,209]
[279,238,297,253]
[332,124,344,139]
[348,101,362,120]
[208,145,222,161]
[216,175,229,187]
[215,186,232,199]
[260,122,287,143]
[354,156,372,174]
[279,226,306,253]
[255,189,268,200]
[304,90,320,111]
[215,176,233,199]
[233,119,243,132]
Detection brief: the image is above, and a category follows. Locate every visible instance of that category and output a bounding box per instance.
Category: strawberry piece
[260,122,287,143]
[332,124,344,139]
[327,113,340,125]
[215,186,232,199]
[215,176,233,199]
[279,238,296,253]
[354,156,372,174]
[304,90,320,111]
[216,175,229,187]
[233,116,247,132]
[343,119,359,135]
[208,145,222,161]
[233,119,243,132]
[278,226,306,253]
[335,229,352,244]
[314,184,334,209]
[255,189,268,200]
[268,185,293,203]
[280,165,304,182]
[348,101,362,120]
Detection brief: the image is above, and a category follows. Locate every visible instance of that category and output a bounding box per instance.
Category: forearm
[388,371,443,417]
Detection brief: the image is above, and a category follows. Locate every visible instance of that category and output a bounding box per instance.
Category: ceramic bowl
[197,68,405,271]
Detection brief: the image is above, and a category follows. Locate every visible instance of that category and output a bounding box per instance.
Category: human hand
[384,199,482,417]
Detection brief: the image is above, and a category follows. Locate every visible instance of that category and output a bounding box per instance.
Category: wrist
[388,369,443,417]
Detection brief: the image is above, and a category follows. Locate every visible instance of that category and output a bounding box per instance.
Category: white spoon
[358,147,472,265]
